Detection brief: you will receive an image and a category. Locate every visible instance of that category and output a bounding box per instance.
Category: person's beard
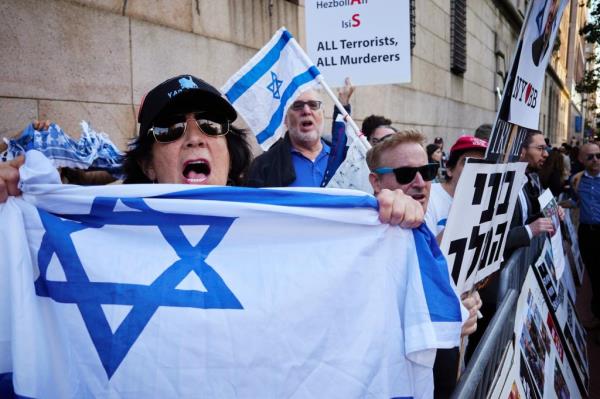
[289,121,324,146]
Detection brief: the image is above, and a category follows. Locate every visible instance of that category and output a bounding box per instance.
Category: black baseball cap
[137,74,237,137]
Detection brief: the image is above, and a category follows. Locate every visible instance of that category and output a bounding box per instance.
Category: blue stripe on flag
[224,30,292,103]
[152,186,379,209]
[255,66,321,144]
[412,225,462,322]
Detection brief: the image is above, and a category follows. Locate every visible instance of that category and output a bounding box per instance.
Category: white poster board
[513,269,581,399]
[562,209,585,285]
[508,0,568,129]
[440,160,527,293]
[531,241,590,396]
[538,189,565,278]
[305,0,411,87]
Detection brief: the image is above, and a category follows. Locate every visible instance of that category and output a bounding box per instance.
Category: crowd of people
[0,73,598,398]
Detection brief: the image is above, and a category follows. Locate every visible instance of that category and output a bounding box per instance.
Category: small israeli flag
[222,27,321,150]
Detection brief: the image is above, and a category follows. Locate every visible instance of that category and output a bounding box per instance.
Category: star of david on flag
[0,152,466,399]
[267,72,283,99]
[222,27,321,150]
[34,196,242,378]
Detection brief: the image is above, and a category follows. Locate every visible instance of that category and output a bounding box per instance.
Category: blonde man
[367,130,482,399]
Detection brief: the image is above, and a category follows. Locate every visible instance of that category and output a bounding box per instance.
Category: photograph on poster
[553,359,570,399]
[546,313,564,362]
[535,244,565,312]
[530,0,561,66]
[519,353,541,399]
[538,190,566,277]
[519,302,546,397]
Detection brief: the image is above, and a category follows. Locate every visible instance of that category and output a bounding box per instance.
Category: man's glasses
[528,145,547,152]
[149,113,230,143]
[586,153,600,161]
[374,163,439,185]
[290,100,322,111]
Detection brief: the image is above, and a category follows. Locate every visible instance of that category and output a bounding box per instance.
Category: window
[410,0,416,54]
[450,0,467,75]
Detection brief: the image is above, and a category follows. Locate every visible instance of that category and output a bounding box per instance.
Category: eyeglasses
[528,145,547,152]
[374,163,439,185]
[290,100,322,111]
[149,113,230,143]
[586,153,600,161]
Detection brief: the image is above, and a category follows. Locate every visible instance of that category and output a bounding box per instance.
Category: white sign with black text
[305,0,411,87]
[440,160,527,294]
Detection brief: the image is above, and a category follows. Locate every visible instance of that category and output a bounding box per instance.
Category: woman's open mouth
[182,159,211,184]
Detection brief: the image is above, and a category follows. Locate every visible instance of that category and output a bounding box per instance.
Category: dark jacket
[246,133,297,188]
[504,174,544,255]
[245,105,350,188]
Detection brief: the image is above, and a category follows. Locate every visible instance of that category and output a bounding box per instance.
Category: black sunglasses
[149,112,230,143]
[586,153,600,161]
[374,163,439,184]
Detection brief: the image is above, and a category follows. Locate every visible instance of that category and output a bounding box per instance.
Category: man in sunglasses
[366,130,437,212]
[572,142,600,330]
[246,88,349,188]
[366,130,482,398]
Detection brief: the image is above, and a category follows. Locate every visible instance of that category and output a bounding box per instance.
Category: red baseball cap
[449,135,488,154]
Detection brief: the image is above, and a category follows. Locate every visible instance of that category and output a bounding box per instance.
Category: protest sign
[440,160,527,293]
[513,269,581,399]
[305,0,411,87]
[485,0,568,162]
[562,209,585,285]
[560,250,577,303]
[531,239,589,396]
[537,189,565,278]
[509,0,568,129]
[487,268,582,399]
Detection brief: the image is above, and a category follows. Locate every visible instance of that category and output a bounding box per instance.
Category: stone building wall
[0,0,581,152]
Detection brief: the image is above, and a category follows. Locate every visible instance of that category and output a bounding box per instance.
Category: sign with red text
[305,0,411,87]
[509,0,568,129]
[485,0,567,162]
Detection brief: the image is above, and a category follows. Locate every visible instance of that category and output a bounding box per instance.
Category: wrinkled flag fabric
[1,122,124,178]
[326,114,372,193]
[0,151,464,399]
[222,27,321,150]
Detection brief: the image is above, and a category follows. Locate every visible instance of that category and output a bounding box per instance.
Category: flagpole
[316,75,372,154]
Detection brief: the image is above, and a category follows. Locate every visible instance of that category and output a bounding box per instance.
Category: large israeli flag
[222,27,321,150]
[0,151,465,399]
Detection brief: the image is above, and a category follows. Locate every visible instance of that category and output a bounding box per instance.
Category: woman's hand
[375,188,424,228]
[0,155,25,203]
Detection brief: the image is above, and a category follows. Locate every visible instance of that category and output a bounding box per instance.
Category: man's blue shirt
[288,140,330,187]
[579,171,600,224]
